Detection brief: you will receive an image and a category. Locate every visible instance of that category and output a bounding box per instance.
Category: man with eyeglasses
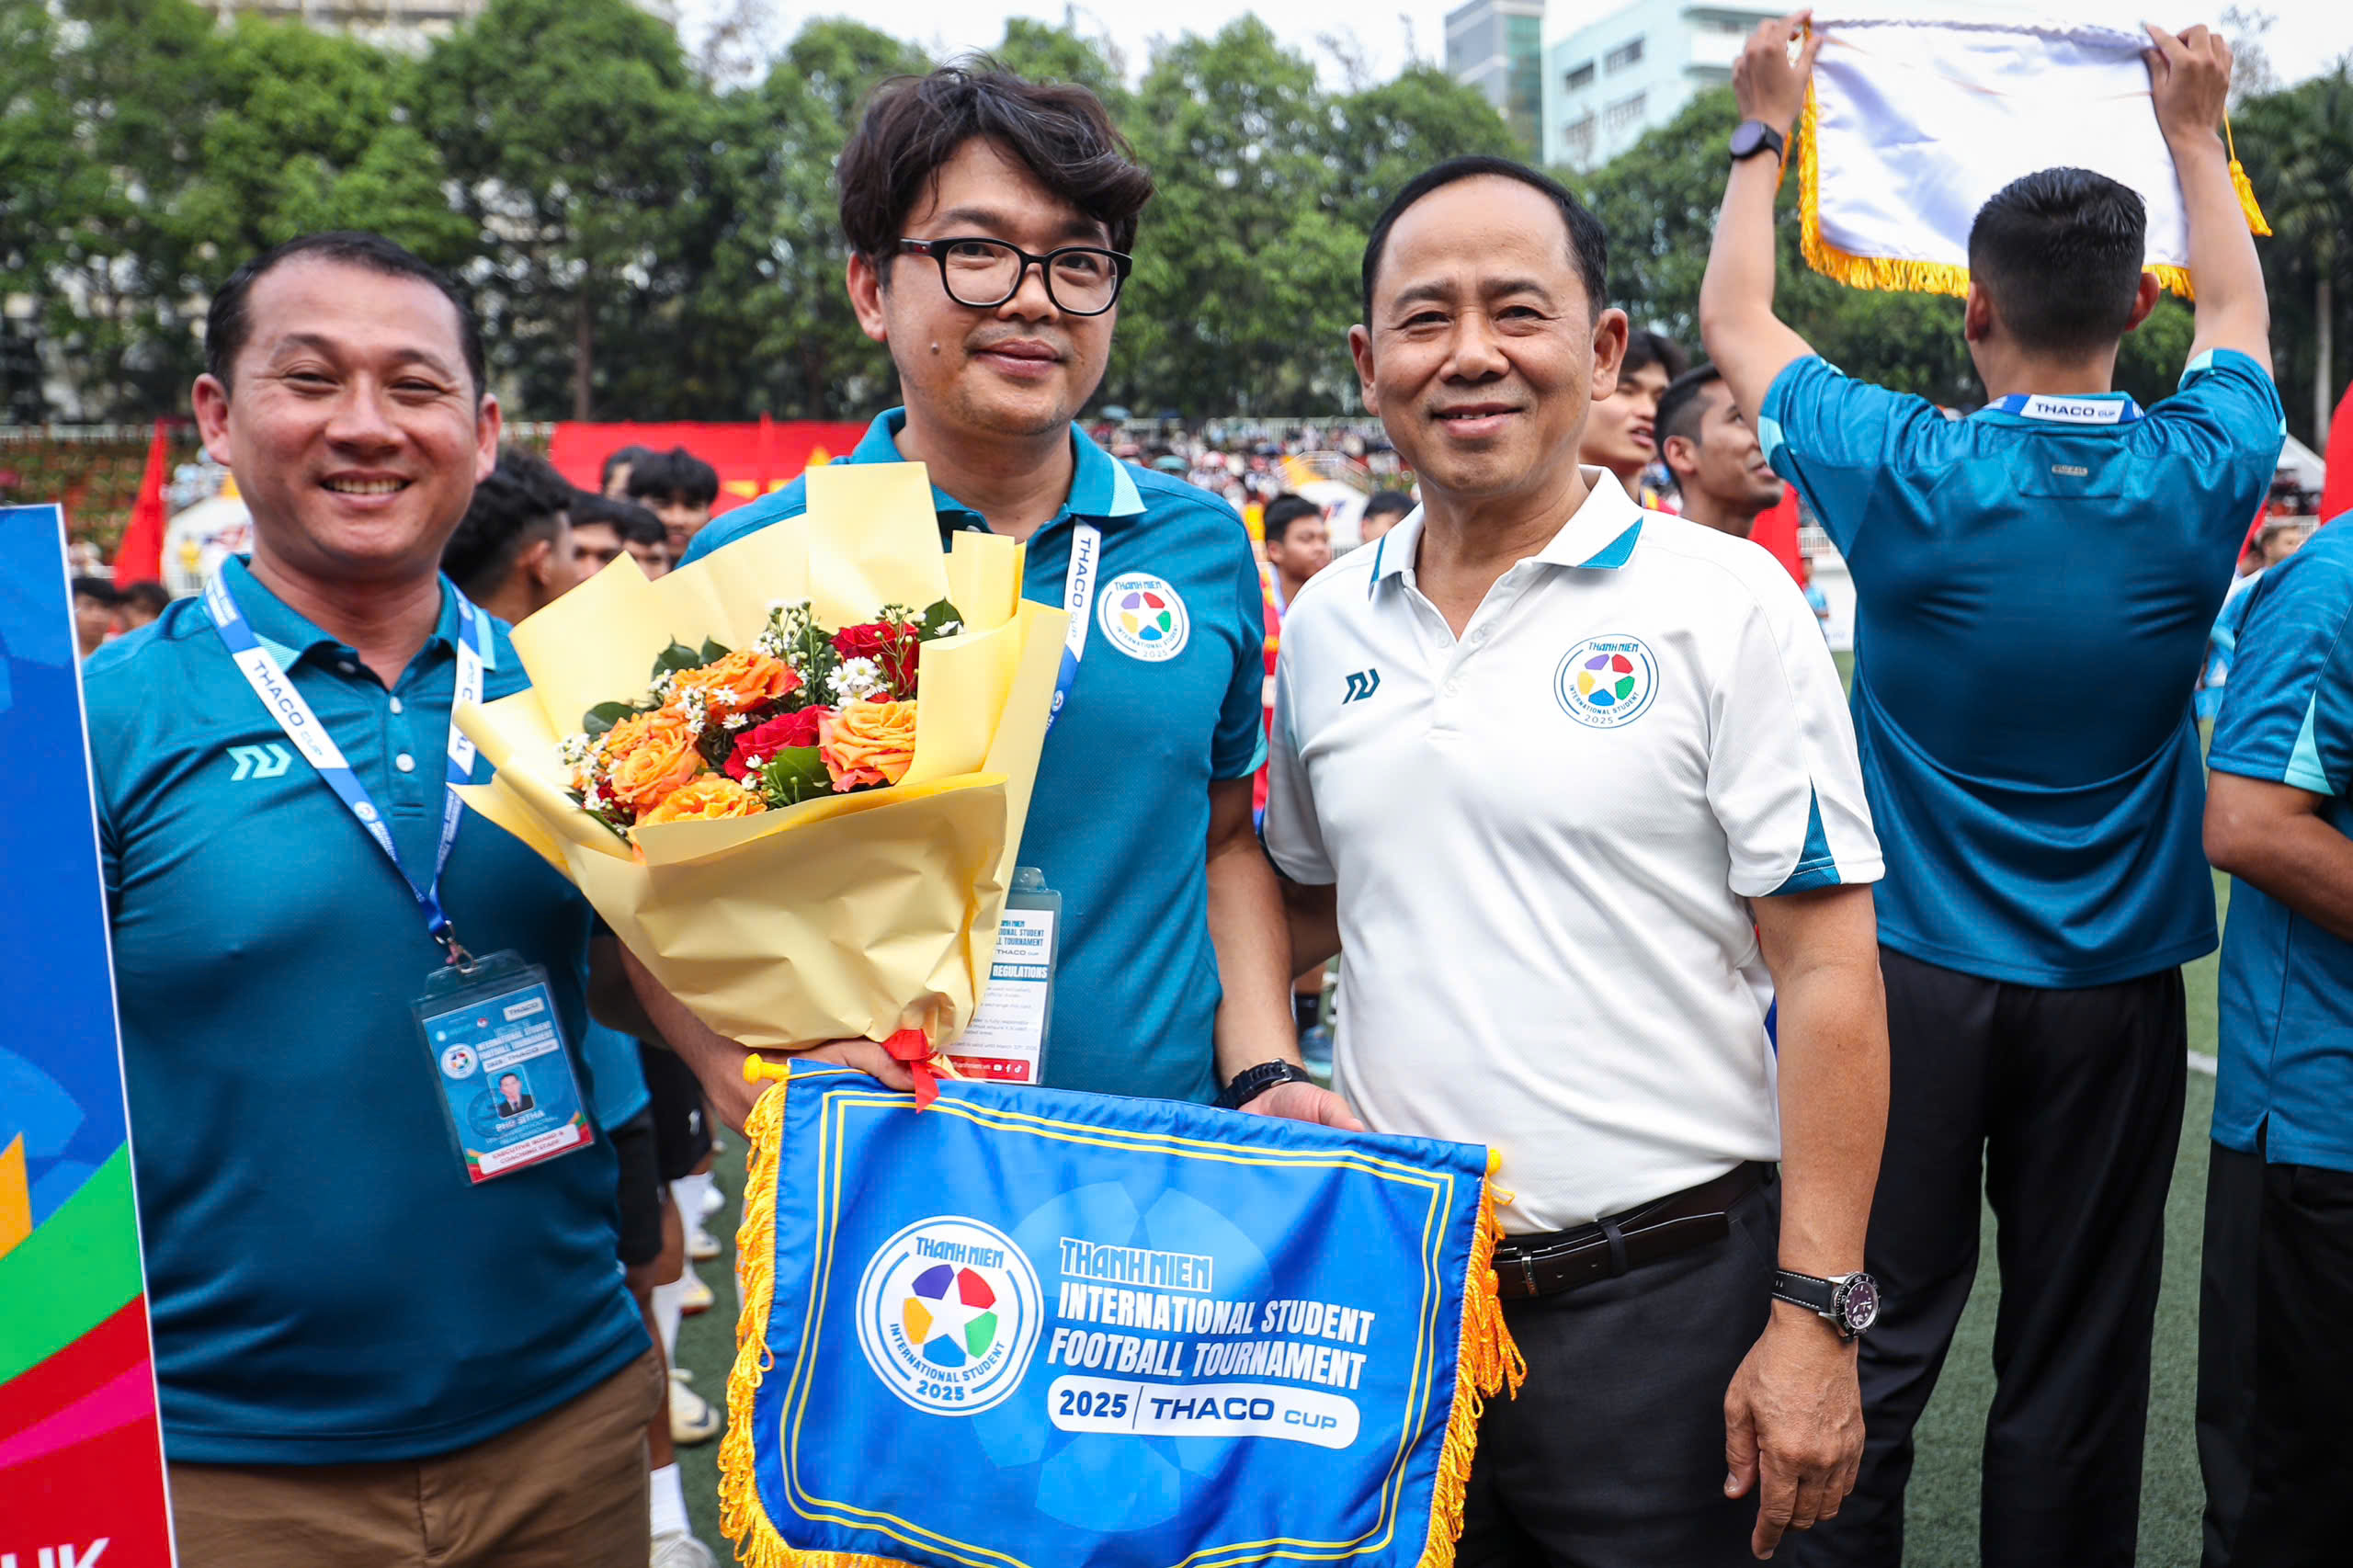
[653,63,1355,1132]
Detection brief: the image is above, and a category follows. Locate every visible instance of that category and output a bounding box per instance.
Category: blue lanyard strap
[204,569,486,961]
[1047,520,1101,734]
[1985,392,2145,425]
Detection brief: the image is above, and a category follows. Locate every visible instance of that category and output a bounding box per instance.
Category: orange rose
[669,649,800,721]
[818,699,918,790]
[635,774,767,828]
[600,710,706,813]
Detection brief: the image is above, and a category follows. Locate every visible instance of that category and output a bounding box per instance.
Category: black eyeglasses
[896,237,1133,317]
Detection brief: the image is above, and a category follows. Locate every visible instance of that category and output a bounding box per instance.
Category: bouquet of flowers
[561,596,966,839]
[453,462,1068,1099]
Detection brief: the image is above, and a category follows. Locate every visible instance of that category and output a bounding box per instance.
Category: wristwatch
[1729,119,1788,165]
[1772,1268,1881,1340]
[1216,1060,1313,1110]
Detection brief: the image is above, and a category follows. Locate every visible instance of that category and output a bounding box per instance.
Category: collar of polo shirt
[846,408,1147,539]
[1367,469,1648,593]
[221,553,496,676]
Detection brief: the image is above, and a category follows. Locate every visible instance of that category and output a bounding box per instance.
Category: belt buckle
[1518,1251,1540,1296]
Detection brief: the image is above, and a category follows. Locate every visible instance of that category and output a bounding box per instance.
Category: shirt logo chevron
[228,742,293,780]
[1342,670,1381,704]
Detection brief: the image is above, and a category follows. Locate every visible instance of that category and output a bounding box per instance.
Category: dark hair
[1360,489,1415,523]
[71,575,120,606]
[837,61,1154,269]
[600,444,657,490]
[1362,156,1608,321]
[572,493,668,551]
[624,446,720,509]
[1622,329,1689,381]
[1967,168,2147,356]
[441,448,574,600]
[1654,364,1724,457]
[206,232,483,398]
[1262,493,1321,544]
[120,580,171,616]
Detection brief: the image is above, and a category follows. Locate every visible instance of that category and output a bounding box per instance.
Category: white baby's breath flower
[835,656,887,701]
[755,629,788,658]
[935,619,962,636]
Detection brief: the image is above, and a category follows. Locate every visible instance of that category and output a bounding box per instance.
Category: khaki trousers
[167,1349,663,1568]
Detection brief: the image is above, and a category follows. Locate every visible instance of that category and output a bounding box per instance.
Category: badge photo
[1555,634,1660,729]
[1097,573,1190,662]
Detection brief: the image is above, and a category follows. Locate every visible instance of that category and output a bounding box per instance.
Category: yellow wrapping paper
[452,463,1069,1053]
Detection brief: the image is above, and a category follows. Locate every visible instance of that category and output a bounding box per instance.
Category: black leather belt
[1492,1162,1773,1300]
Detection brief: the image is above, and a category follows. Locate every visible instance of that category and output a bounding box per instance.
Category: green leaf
[651,640,705,677]
[919,597,967,639]
[582,700,637,736]
[699,637,733,664]
[756,746,834,806]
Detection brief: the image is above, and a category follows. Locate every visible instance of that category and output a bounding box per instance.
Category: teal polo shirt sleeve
[2149,349,2290,509]
[2211,528,2353,791]
[1213,517,1271,780]
[2209,520,2353,1172]
[1758,357,1955,555]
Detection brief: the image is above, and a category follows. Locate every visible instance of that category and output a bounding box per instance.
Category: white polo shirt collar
[1366,470,1649,595]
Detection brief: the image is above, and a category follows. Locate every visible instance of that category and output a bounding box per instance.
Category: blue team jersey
[2208,517,2353,1174]
[580,1021,651,1127]
[85,558,644,1464]
[1761,350,2285,986]
[685,411,1267,1104]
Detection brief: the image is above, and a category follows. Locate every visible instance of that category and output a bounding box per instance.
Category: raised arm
[2146,23,2271,374]
[1700,10,1825,425]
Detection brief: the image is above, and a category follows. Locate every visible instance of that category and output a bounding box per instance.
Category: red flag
[2323,380,2353,526]
[112,418,171,585]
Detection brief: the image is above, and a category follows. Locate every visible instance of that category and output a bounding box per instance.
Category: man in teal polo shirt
[648,64,1350,1130]
[1701,20,2280,1565]
[2200,514,2353,1563]
[89,232,657,1566]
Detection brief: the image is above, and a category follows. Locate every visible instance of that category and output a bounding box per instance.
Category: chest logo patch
[1555,635,1660,729]
[1098,573,1190,662]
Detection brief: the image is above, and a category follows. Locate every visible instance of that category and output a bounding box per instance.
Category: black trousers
[1458,1177,1778,1568]
[2198,1137,2353,1567]
[1790,948,2186,1568]
[2197,1139,2261,1567]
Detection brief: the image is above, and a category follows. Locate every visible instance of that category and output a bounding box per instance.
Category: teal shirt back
[1761,350,2286,986]
[685,413,1267,1104]
[86,557,645,1463]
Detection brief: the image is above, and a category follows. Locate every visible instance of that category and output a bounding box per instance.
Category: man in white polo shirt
[1267,155,1891,1565]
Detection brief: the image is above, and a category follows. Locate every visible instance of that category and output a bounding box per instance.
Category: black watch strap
[1730,119,1789,165]
[1217,1060,1312,1110]
[1771,1269,1835,1314]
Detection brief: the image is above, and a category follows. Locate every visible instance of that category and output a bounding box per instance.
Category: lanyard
[1047,520,1101,733]
[1986,392,2145,425]
[204,569,485,961]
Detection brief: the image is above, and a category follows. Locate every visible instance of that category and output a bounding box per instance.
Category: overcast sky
[685,1,2353,89]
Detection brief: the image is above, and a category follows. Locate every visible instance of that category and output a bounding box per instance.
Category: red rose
[723,706,834,779]
[831,621,902,660]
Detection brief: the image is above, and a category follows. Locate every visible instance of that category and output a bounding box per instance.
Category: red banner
[546,416,870,517]
[2324,381,2353,527]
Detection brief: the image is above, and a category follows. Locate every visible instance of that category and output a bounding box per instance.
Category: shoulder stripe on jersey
[1770,788,1845,895]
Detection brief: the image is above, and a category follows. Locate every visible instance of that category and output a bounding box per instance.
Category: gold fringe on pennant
[1415,1151,1529,1568]
[718,1058,917,1568]
[1793,83,2261,303]
[2223,113,2272,237]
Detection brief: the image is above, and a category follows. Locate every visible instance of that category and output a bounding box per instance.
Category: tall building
[197,0,676,51]
[1543,0,1780,171]
[1445,0,1547,160]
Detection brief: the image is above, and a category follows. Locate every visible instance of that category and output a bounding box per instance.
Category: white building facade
[1543,0,1780,172]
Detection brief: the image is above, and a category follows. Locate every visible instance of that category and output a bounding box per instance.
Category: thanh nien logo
[856,1216,1042,1415]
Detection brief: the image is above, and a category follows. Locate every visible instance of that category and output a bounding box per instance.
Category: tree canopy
[0,0,2344,441]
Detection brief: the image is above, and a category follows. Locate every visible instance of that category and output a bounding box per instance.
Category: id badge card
[414,951,597,1184]
[946,868,1060,1085]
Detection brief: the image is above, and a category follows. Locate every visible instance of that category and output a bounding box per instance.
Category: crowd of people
[50,10,2352,1568]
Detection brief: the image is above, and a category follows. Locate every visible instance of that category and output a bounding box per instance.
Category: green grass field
[669,647,2227,1563]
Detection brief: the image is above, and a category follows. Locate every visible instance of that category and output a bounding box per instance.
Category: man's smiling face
[195,257,496,586]
[853,136,1120,442]
[1352,176,1624,509]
